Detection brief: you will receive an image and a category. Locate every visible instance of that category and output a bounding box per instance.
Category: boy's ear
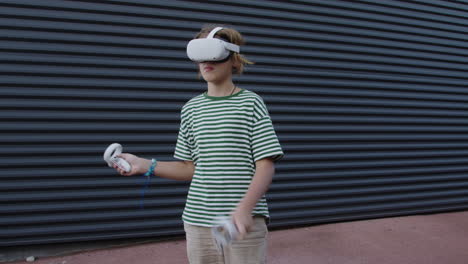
[232,60,241,74]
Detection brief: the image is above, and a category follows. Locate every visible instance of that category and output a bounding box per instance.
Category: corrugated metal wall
[1,0,467,246]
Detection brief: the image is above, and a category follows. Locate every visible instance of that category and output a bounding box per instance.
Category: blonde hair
[195,25,254,75]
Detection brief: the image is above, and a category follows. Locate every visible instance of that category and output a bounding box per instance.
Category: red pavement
[10,211,468,264]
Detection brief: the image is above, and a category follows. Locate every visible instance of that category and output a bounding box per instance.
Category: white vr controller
[212,217,238,252]
[103,143,132,173]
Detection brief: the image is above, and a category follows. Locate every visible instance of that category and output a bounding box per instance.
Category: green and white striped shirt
[174,89,283,227]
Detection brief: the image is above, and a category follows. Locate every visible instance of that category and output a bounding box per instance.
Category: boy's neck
[207,81,237,97]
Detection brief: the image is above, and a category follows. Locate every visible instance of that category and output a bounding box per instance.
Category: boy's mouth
[203,66,214,72]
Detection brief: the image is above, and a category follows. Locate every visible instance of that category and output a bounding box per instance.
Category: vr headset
[186,27,240,62]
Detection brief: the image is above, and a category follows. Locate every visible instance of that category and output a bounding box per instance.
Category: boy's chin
[203,73,232,83]
[202,75,224,84]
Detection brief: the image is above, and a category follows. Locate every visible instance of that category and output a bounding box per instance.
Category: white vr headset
[186,27,240,62]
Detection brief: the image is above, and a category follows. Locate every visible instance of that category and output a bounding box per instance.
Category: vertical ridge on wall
[0,0,467,246]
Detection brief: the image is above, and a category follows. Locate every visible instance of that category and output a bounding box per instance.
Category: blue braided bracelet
[143,158,157,178]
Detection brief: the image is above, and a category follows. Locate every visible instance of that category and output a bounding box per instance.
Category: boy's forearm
[237,158,275,213]
[153,160,195,181]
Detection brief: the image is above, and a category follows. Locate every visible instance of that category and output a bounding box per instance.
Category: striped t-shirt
[174,89,284,227]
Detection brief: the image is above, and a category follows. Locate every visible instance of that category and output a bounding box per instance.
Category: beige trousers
[184,217,268,264]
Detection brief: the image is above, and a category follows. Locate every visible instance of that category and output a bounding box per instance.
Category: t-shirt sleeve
[174,116,193,161]
[251,99,284,162]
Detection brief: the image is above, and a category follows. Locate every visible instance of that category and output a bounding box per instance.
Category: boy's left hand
[232,206,253,240]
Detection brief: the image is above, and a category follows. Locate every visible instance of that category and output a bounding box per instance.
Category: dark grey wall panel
[1,0,467,246]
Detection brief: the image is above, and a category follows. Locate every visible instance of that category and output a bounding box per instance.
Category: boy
[114,25,283,264]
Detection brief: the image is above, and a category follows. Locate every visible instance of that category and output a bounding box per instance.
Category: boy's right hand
[113,153,152,176]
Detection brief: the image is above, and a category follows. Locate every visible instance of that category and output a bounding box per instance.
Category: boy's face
[198,58,235,84]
